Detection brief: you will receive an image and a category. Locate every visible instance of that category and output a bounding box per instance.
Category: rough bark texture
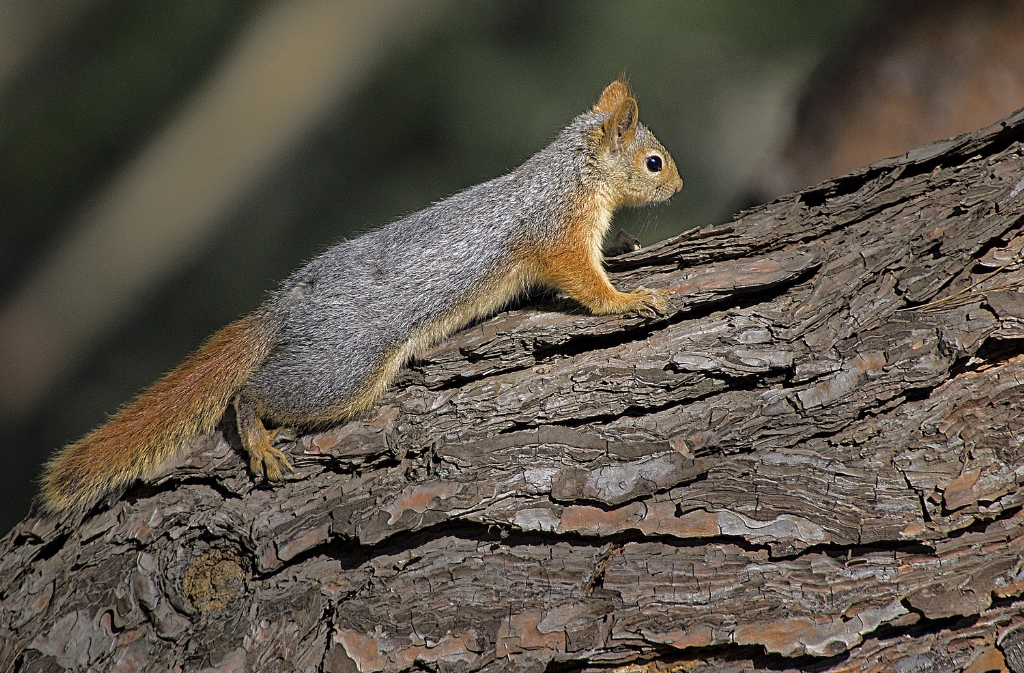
[6,108,1024,673]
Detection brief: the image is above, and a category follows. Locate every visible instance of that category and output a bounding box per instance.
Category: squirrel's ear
[593,79,631,114]
[602,97,638,156]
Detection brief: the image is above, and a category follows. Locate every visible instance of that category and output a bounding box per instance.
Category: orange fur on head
[593,76,633,114]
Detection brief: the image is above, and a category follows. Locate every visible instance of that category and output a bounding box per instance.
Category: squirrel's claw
[627,287,670,317]
[588,287,670,318]
[250,443,294,482]
[261,426,297,480]
[238,413,295,481]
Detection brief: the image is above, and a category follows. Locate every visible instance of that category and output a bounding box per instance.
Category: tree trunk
[5,108,1024,673]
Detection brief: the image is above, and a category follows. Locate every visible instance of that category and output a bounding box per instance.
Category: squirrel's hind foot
[249,441,294,482]
[234,395,295,482]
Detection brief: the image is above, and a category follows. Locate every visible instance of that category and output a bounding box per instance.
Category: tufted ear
[602,96,638,157]
[593,78,632,114]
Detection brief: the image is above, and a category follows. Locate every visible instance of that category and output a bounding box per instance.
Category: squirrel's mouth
[653,181,683,202]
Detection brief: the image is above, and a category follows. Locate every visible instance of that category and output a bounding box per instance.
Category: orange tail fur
[40,311,280,513]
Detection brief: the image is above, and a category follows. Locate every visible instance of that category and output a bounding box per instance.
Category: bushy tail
[41,311,281,513]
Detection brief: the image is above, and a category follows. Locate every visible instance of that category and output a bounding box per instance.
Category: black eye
[645,154,663,172]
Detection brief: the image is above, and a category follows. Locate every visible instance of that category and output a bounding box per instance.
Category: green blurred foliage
[0,0,265,296]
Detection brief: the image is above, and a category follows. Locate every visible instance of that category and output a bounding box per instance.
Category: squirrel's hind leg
[234,393,294,481]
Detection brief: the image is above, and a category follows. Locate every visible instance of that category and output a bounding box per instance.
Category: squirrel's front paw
[624,287,670,317]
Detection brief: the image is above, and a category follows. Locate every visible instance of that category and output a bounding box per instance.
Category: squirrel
[40,78,683,514]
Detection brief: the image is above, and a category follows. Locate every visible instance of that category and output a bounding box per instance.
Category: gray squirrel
[41,79,683,513]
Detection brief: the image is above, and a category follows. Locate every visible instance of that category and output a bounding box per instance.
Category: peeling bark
[5,108,1024,672]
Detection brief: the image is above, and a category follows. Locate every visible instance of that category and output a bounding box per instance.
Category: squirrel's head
[591,80,683,208]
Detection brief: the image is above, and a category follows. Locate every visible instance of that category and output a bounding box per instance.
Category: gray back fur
[246,111,622,417]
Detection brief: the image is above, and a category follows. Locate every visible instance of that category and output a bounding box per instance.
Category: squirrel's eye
[645,154,663,172]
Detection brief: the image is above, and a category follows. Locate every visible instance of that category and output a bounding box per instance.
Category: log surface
[4,109,1024,672]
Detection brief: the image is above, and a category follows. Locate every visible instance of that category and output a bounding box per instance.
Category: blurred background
[2,0,1023,535]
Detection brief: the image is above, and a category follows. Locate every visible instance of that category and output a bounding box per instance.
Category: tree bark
[5,108,1024,673]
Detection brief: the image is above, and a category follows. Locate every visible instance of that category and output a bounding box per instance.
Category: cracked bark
[6,108,1024,673]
